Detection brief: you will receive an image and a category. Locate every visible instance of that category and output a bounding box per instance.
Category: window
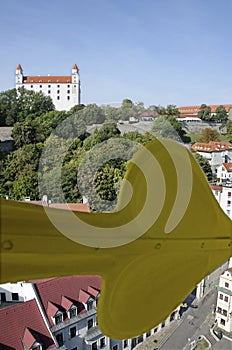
[40,90,42,93]
[56,333,63,345]
[71,348,77,350]
[227,201,231,206]
[55,313,63,325]
[225,296,229,302]
[225,282,229,288]
[40,85,42,88]
[92,342,97,350]
[138,335,143,344]
[87,300,94,311]
[48,90,51,94]
[12,293,19,301]
[87,318,93,329]
[219,294,223,300]
[112,345,118,350]
[220,318,225,326]
[48,84,51,88]
[217,307,222,313]
[70,307,77,318]
[48,80,51,83]
[39,80,42,83]
[57,90,60,94]
[228,192,231,197]
[154,328,157,333]
[67,96,70,100]
[70,326,76,338]
[123,340,128,348]
[100,337,105,348]
[0,293,6,302]
[57,84,60,87]
[146,331,151,338]
[67,90,70,94]
[74,85,76,88]
[31,85,33,88]
[223,309,227,316]
[32,346,41,350]
[161,321,165,328]
[57,96,60,100]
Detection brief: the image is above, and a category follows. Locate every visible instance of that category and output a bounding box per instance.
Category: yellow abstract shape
[0,139,231,340]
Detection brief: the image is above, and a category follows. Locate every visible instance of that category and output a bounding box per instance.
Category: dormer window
[69,306,77,318]
[48,80,51,83]
[30,80,34,83]
[39,80,42,83]
[55,312,63,325]
[87,300,94,311]
[31,345,41,350]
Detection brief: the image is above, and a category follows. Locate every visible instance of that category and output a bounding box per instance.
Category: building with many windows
[216,268,232,332]
[15,64,81,111]
[210,185,232,220]
[0,275,180,350]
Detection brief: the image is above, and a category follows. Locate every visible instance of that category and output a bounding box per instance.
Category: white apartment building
[15,64,81,111]
[191,141,232,168]
[216,162,232,182]
[216,268,232,332]
[210,185,232,219]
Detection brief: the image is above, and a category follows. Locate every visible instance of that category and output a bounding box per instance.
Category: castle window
[67,96,70,100]
[67,90,70,94]
[48,80,51,83]
[57,90,60,94]
[74,85,76,88]
[48,85,51,88]
[70,326,76,338]
[57,85,60,88]
[67,80,70,83]
[40,85,42,88]
[57,80,60,83]
[48,90,51,94]
[39,80,42,83]
[67,84,70,88]
[31,85,33,88]
[30,80,34,82]
[57,96,60,100]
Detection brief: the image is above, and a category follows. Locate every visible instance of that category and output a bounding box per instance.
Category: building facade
[191,141,232,168]
[216,163,232,182]
[210,184,232,220]
[216,268,232,333]
[0,276,180,350]
[15,64,81,111]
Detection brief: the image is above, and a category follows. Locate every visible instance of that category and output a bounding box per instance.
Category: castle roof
[73,63,78,69]
[23,75,72,84]
[16,64,23,71]
[178,104,232,114]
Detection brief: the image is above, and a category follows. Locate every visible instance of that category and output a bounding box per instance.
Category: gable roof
[222,162,232,172]
[0,299,55,350]
[178,104,232,114]
[34,276,101,326]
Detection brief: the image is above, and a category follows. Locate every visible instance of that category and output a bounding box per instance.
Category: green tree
[198,104,212,121]
[152,116,188,142]
[213,105,228,123]
[200,128,220,143]
[194,153,213,181]
[78,104,106,125]
[165,104,179,117]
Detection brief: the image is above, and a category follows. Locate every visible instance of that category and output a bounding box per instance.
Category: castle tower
[16,64,23,85]
[72,64,81,104]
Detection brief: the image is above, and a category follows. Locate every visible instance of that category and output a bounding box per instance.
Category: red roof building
[0,299,56,350]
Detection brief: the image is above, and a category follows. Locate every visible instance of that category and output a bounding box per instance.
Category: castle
[15,64,81,111]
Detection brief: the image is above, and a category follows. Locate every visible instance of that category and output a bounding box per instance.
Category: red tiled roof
[73,63,78,70]
[0,299,55,350]
[16,64,23,71]
[49,203,90,212]
[178,104,232,114]
[222,162,232,172]
[34,276,102,326]
[191,141,232,153]
[210,185,222,191]
[23,328,36,349]
[79,289,92,303]
[23,75,72,84]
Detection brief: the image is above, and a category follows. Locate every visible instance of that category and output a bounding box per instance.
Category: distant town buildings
[216,268,232,333]
[178,104,232,119]
[216,163,232,182]
[15,64,81,111]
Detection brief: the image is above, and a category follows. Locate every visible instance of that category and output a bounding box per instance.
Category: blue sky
[0,0,232,107]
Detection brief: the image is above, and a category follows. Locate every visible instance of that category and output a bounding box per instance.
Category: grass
[193,338,210,350]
